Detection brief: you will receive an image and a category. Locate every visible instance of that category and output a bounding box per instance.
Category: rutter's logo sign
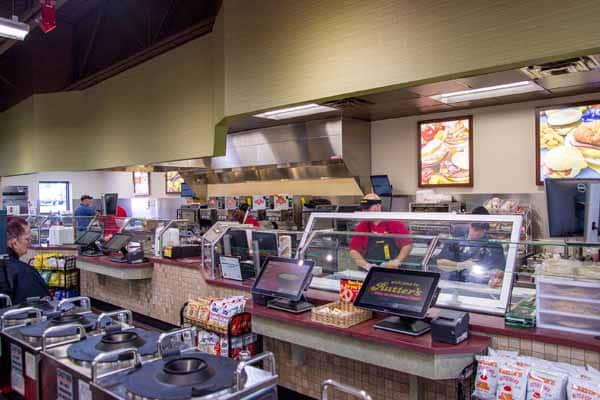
[369,280,423,300]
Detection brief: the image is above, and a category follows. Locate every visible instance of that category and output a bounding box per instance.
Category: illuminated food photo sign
[536,102,600,184]
[418,116,473,187]
[166,171,184,194]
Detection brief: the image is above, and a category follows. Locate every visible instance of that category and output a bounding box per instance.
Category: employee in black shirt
[0,217,50,304]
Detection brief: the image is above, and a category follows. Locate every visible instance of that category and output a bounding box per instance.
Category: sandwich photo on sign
[418,116,473,187]
[537,102,600,184]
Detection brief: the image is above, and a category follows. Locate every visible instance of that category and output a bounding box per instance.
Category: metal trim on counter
[77,257,153,280]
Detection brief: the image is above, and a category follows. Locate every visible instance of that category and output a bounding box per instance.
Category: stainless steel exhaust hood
[176,118,371,196]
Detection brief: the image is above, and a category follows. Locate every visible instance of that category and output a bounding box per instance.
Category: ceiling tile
[458,70,530,89]
[407,80,470,97]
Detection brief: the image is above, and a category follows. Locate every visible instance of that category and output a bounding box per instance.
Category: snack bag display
[526,369,567,400]
[567,378,600,400]
[474,356,501,399]
[496,365,528,400]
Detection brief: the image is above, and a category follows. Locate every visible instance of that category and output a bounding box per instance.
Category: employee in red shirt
[235,203,260,228]
[349,193,412,270]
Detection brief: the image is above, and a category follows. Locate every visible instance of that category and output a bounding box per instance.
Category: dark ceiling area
[0,0,220,111]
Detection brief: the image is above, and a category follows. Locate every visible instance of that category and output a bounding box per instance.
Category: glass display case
[298,212,523,315]
[26,214,77,245]
[201,223,305,279]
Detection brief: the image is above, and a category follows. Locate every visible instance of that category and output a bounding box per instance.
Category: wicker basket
[311,301,372,328]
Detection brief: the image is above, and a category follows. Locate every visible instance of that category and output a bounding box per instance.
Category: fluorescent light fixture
[0,16,30,41]
[254,103,337,120]
[430,81,544,104]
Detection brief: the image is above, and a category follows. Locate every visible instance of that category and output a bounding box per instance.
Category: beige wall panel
[223,0,600,116]
[83,35,216,169]
[0,98,36,174]
[0,35,216,176]
[371,92,600,195]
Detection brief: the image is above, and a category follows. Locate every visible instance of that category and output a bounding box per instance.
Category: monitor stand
[267,296,313,314]
[374,316,431,336]
[110,247,129,263]
[79,243,102,257]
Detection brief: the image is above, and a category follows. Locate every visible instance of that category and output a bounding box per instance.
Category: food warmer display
[87,327,279,400]
[297,212,524,315]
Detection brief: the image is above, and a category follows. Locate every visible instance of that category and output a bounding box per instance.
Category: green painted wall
[0,34,220,176]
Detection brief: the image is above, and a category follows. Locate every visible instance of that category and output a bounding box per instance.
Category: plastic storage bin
[537,275,600,335]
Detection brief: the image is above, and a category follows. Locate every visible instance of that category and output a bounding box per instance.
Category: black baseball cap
[471,206,490,230]
[80,195,93,201]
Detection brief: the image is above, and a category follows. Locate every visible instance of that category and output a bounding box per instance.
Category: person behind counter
[74,194,96,236]
[103,204,128,236]
[0,217,51,304]
[234,203,260,228]
[436,206,506,286]
[349,193,413,270]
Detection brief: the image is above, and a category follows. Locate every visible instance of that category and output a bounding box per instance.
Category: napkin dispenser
[431,310,469,345]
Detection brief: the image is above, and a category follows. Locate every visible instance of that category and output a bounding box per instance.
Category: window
[39,181,70,214]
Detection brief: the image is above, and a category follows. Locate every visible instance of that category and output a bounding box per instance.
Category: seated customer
[436,207,506,286]
[349,193,412,270]
[0,217,51,304]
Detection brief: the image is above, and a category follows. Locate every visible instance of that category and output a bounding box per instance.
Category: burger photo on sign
[537,103,600,183]
[418,117,472,187]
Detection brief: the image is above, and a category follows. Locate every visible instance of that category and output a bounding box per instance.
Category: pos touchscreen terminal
[251,256,315,313]
[354,268,440,336]
[75,230,103,256]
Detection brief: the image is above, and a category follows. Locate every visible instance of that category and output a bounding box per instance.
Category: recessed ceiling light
[0,16,29,41]
[254,103,337,120]
[430,81,544,104]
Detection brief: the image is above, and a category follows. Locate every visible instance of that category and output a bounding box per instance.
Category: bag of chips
[567,378,600,400]
[474,356,502,400]
[497,365,528,400]
[526,369,567,400]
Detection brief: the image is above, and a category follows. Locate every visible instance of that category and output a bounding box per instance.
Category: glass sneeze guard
[298,212,523,315]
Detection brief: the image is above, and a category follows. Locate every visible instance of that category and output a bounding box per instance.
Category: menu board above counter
[418,116,473,188]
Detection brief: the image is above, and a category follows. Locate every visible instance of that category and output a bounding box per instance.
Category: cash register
[354,268,440,336]
[251,256,315,313]
[104,233,146,264]
[75,230,104,256]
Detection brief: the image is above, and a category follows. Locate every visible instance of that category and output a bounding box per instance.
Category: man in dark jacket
[0,217,50,304]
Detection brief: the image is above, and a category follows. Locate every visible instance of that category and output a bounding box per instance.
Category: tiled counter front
[264,337,468,400]
[79,262,247,326]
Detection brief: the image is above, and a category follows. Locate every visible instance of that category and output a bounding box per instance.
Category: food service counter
[23,248,600,399]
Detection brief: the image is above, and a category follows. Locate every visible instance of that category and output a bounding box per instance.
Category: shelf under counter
[77,255,154,280]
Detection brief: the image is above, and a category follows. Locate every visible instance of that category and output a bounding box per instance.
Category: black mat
[67,328,160,363]
[123,352,239,400]
[19,313,99,338]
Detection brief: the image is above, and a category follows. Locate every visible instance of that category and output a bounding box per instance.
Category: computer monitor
[75,231,103,247]
[227,229,250,258]
[545,178,600,241]
[252,231,278,264]
[103,193,118,215]
[370,175,392,196]
[354,268,440,336]
[104,233,132,252]
[252,257,315,302]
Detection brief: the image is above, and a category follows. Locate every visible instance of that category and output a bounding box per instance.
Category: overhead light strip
[254,103,337,120]
[0,16,30,41]
[430,81,544,104]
